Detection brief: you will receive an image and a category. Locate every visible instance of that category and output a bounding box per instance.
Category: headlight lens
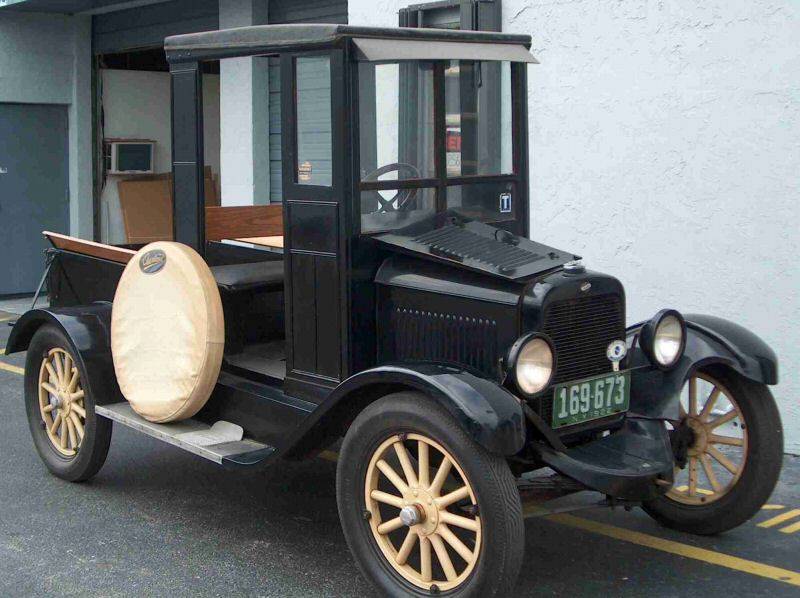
[641,309,686,369]
[515,336,554,395]
[654,314,683,366]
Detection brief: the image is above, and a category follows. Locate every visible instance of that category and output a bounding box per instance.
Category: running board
[95,402,276,468]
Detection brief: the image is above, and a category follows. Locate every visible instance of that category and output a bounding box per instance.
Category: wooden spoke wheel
[337,392,523,597]
[38,348,86,457]
[667,372,748,505]
[24,325,112,482]
[643,367,783,535]
[365,433,481,592]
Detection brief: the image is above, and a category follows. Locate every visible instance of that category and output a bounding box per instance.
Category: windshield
[358,59,520,234]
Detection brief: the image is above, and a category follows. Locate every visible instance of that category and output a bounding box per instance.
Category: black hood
[373,211,578,281]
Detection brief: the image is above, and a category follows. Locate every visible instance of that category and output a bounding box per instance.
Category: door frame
[280,48,351,402]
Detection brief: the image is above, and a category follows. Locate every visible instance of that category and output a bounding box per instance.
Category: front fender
[287,363,526,458]
[626,313,778,420]
[682,314,777,384]
[6,304,122,406]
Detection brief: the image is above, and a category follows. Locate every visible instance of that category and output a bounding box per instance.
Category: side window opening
[295,55,333,187]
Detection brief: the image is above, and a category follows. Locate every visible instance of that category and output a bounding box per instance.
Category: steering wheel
[362,163,422,213]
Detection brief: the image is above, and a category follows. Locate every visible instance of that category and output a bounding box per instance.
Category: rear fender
[6,304,122,406]
[285,363,526,458]
[626,313,778,420]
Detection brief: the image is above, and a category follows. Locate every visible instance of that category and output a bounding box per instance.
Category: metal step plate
[96,402,275,466]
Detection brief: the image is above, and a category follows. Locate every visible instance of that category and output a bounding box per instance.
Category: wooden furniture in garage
[117,168,220,244]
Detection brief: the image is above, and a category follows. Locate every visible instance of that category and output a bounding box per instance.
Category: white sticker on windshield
[499,192,512,213]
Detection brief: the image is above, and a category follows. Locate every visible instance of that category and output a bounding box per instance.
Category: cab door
[280,50,348,402]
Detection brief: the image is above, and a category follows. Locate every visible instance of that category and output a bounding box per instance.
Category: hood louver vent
[413,227,542,272]
[375,215,577,280]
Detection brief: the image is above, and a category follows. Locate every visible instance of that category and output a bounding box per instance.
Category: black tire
[24,325,113,482]
[336,392,524,597]
[642,366,783,535]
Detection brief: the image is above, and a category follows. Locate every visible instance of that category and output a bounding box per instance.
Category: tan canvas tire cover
[111,242,224,423]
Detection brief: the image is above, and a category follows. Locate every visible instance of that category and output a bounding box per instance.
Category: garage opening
[93,0,347,247]
[96,47,221,247]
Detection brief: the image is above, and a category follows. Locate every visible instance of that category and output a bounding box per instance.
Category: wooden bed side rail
[204,205,283,241]
[43,231,136,264]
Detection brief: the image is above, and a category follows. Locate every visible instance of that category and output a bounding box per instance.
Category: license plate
[552,370,631,429]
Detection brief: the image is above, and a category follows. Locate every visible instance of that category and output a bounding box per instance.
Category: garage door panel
[0,103,69,295]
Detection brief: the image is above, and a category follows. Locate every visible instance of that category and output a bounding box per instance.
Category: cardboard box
[117,169,219,243]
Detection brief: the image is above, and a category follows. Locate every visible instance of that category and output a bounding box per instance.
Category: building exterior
[0,0,797,451]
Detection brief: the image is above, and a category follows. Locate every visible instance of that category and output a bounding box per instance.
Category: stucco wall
[0,12,92,238]
[349,0,800,452]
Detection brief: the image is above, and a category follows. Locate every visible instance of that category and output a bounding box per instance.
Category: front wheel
[24,325,113,482]
[643,367,783,535]
[336,392,524,597]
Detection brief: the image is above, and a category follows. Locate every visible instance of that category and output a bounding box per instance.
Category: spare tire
[111,242,224,423]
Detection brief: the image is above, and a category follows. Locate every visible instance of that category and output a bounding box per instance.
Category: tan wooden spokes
[667,372,748,505]
[38,348,86,457]
[365,434,482,592]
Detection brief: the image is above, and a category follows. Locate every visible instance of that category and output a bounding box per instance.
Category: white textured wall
[0,12,92,238]
[349,0,800,452]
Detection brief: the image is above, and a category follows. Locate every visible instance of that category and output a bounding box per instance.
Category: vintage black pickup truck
[6,25,782,597]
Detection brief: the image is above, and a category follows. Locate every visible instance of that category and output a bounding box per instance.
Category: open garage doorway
[96,48,221,246]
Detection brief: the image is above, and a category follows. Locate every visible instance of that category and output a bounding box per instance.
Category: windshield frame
[354,58,530,238]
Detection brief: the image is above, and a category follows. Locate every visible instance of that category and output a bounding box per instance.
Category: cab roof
[165,24,536,64]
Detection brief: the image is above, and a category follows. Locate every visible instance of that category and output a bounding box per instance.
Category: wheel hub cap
[399,505,423,527]
[685,417,709,456]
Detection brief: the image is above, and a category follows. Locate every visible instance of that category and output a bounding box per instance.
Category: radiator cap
[563,260,586,273]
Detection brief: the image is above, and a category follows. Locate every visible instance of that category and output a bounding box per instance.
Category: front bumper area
[531,417,674,502]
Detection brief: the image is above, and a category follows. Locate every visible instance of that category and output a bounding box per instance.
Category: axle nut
[399,505,422,527]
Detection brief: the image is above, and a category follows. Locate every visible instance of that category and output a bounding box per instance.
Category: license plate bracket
[552,370,631,429]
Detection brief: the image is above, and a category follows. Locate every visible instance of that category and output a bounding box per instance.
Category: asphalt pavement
[1,309,798,597]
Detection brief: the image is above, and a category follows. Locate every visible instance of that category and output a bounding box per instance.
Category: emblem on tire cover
[139,249,166,274]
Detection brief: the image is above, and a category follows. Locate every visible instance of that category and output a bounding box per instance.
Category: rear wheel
[24,325,112,482]
[643,367,782,534]
[336,392,524,597]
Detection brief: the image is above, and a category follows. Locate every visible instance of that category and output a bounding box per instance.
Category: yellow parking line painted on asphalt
[758,509,800,529]
[763,505,786,510]
[0,361,24,376]
[523,505,800,587]
[0,316,13,323]
[779,520,800,534]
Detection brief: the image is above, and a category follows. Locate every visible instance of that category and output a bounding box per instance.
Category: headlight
[509,334,555,395]
[641,309,686,369]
